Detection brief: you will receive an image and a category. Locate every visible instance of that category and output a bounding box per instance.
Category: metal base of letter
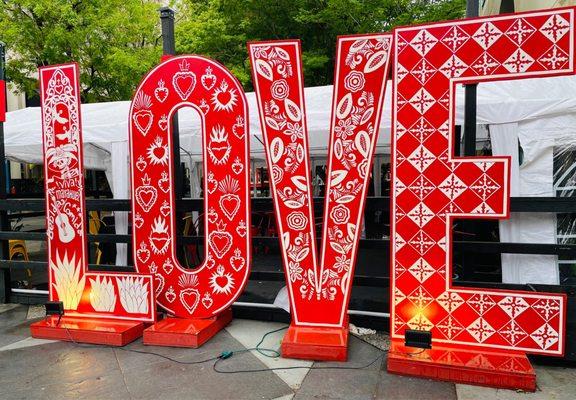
[143,308,233,348]
[281,319,349,361]
[30,315,145,346]
[387,339,536,392]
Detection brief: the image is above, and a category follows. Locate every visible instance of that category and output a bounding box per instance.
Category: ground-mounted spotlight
[404,329,431,349]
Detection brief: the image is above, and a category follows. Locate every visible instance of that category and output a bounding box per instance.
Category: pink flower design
[271,79,290,100]
[330,205,350,225]
[344,71,365,93]
[287,211,308,230]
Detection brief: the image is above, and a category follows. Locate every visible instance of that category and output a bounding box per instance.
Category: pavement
[0,304,575,400]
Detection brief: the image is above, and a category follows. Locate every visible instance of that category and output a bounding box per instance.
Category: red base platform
[281,319,349,361]
[30,316,145,346]
[387,339,536,392]
[143,308,232,348]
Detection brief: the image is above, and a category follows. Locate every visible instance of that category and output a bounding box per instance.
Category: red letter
[31,64,155,344]
[390,9,573,359]
[249,35,392,360]
[130,56,251,320]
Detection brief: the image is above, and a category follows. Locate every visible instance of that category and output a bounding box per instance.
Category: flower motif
[334,118,355,139]
[344,71,365,93]
[330,204,350,225]
[288,261,304,282]
[271,79,290,100]
[287,211,308,230]
[334,255,350,274]
[284,122,303,141]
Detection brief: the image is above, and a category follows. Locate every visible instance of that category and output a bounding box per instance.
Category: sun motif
[147,136,169,166]
[209,265,235,295]
[211,80,238,112]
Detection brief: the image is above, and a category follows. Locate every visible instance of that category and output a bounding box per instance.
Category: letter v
[249,35,392,358]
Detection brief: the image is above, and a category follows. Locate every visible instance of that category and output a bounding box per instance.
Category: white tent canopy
[5,76,576,280]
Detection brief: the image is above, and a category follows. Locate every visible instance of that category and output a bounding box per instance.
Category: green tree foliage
[175,0,467,89]
[1,0,466,101]
[0,0,162,102]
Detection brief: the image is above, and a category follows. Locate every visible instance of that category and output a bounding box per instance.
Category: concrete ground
[0,304,575,400]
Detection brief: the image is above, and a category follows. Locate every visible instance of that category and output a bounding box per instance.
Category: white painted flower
[117,276,149,314]
[51,251,85,310]
[288,261,303,282]
[89,276,116,312]
[271,79,290,100]
[287,211,308,230]
[344,71,365,93]
[330,204,350,225]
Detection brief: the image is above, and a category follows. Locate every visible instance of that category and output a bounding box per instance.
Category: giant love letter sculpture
[129,56,251,347]
[387,7,575,390]
[249,35,392,360]
[30,63,155,346]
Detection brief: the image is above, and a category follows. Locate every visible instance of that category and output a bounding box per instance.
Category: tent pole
[0,42,11,303]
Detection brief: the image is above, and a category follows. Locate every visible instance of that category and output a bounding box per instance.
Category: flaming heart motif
[207,207,218,224]
[172,59,197,100]
[230,248,245,272]
[220,194,240,220]
[211,80,237,112]
[180,288,200,314]
[158,114,168,131]
[163,259,174,274]
[207,126,231,165]
[209,265,235,295]
[202,293,213,309]
[231,157,244,174]
[134,213,144,229]
[201,66,217,90]
[136,242,150,263]
[132,91,153,136]
[136,155,147,172]
[154,79,169,103]
[165,286,176,303]
[160,200,170,217]
[149,216,170,254]
[232,116,245,139]
[199,99,210,114]
[207,172,218,194]
[236,220,247,237]
[135,174,157,212]
[209,222,233,259]
[133,110,153,136]
[158,172,170,193]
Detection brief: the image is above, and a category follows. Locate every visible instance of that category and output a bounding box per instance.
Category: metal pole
[0,42,11,302]
[463,0,479,157]
[159,7,183,201]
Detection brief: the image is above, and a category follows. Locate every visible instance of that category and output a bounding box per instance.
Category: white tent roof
[5,75,576,168]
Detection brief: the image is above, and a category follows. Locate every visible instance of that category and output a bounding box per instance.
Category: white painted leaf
[330,170,348,187]
[275,47,290,61]
[334,139,343,160]
[347,223,356,239]
[360,107,374,125]
[270,137,284,163]
[330,242,346,255]
[295,248,309,262]
[336,93,353,119]
[296,143,304,163]
[255,59,274,81]
[285,200,303,209]
[355,130,370,158]
[336,195,355,204]
[350,39,369,53]
[364,50,388,73]
[291,175,308,192]
[285,98,302,122]
[265,116,280,130]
